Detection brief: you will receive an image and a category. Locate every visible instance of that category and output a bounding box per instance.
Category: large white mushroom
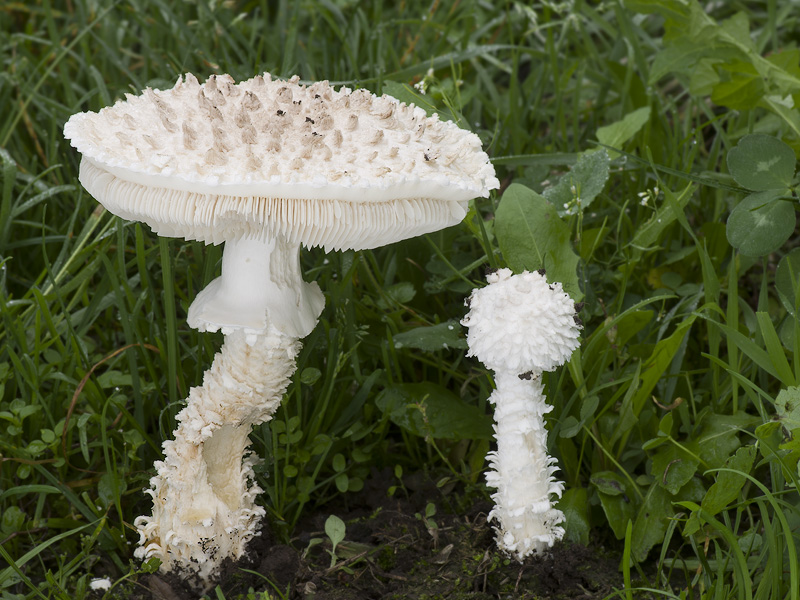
[64,73,498,589]
[461,268,581,560]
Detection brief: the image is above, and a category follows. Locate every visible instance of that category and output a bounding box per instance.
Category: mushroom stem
[134,327,301,589]
[485,371,565,559]
[188,234,325,338]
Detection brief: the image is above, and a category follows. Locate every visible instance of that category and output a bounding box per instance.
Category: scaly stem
[134,327,301,590]
[485,371,565,560]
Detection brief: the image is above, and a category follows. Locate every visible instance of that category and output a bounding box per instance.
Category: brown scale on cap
[241,91,262,112]
[205,147,227,166]
[143,134,162,150]
[123,114,137,130]
[241,124,257,145]
[212,126,232,153]
[205,76,227,106]
[234,109,251,129]
[182,122,198,150]
[198,91,224,121]
[372,103,394,120]
[276,86,292,104]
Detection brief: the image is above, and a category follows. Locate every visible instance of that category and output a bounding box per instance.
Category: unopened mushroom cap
[461,268,581,374]
[64,73,499,249]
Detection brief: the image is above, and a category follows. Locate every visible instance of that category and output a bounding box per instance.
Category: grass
[1,0,800,598]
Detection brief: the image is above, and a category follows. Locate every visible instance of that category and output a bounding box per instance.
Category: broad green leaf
[684,445,756,535]
[378,282,416,308]
[726,134,796,191]
[560,396,599,439]
[559,487,590,545]
[325,514,346,549]
[760,95,800,141]
[300,367,322,385]
[543,149,610,216]
[688,58,722,96]
[774,387,800,431]
[335,474,349,493]
[375,382,493,440]
[711,67,764,110]
[779,428,800,474]
[738,531,763,554]
[720,12,754,53]
[578,226,609,261]
[591,471,636,539]
[393,320,467,352]
[96,370,132,388]
[615,310,654,347]
[776,248,800,318]
[97,472,126,508]
[696,413,753,469]
[631,315,696,415]
[494,183,581,300]
[650,42,733,86]
[726,191,794,257]
[631,484,673,562]
[596,107,651,158]
[332,453,346,472]
[765,48,800,82]
[1,506,25,535]
[651,442,700,495]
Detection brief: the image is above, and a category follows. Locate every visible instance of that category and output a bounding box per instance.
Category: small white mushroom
[462,268,581,560]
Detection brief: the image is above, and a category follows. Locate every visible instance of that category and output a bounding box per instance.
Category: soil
[128,470,625,600]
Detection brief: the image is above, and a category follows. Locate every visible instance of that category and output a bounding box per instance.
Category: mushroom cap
[63,73,499,250]
[461,269,581,374]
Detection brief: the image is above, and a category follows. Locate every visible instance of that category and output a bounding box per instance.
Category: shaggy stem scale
[485,372,565,556]
[134,328,300,584]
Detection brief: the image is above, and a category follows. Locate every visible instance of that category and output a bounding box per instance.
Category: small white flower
[89,578,112,591]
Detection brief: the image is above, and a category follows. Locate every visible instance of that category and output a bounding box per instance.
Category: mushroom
[461,268,581,560]
[63,73,498,590]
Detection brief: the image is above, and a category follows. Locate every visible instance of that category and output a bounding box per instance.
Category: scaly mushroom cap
[63,73,499,249]
[461,268,581,374]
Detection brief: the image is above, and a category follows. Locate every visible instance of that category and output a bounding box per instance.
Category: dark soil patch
[128,471,623,599]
